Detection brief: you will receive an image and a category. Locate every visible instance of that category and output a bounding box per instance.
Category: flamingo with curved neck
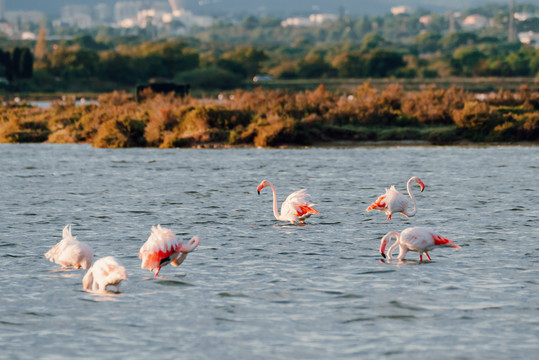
[257,180,319,224]
[366,176,425,220]
[379,227,460,262]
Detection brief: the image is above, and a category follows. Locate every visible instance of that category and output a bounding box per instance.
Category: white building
[514,12,539,22]
[309,14,339,25]
[20,31,36,40]
[390,6,412,16]
[419,14,432,26]
[163,9,213,30]
[460,14,488,30]
[281,13,338,28]
[518,31,539,48]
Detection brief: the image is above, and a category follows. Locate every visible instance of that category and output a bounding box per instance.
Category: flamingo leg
[425,252,431,261]
[387,214,392,220]
[419,254,423,262]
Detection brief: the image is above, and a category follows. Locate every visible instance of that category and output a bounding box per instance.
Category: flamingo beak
[380,239,387,258]
[419,181,425,192]
[257,190,260,195]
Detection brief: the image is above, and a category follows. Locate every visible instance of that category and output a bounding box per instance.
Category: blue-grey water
[0,144,538,359]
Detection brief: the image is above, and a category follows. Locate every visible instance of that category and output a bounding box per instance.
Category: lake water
[0,144,537,359]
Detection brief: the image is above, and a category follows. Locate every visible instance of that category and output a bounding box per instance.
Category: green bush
[175,67,243,90]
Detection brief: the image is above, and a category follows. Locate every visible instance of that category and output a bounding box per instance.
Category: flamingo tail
[431,234,460,248]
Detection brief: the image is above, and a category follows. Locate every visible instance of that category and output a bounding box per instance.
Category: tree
[366,49,405,77]
[19,48,33,79]
[361,33,387,52]
[296,52,337,78]
[11,47,22,78]
[414,32,442,54]
[242,15,259,31]
[452,47,487,76]
[222,47,268,78]
[34,24,47,60]
[441,32,477,53]
[331,52,366,78]
[0,49,11,81]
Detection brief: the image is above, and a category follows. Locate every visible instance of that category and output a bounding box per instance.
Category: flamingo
[45,225,93,270]
[139,225,200,277]
[366,176,425,220]
[82,256,128,292]
[257,179,319,224]
[379,226,460,261]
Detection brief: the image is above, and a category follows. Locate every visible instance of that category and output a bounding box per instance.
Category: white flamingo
[45,225,93,270]
[139,225,200,277]
[380,227,460,261]
[257,179,319,224]
[82,256,128,292]
[366,176,425,220]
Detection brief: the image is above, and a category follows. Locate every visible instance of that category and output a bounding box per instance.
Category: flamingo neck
[268,182,282,220]
[404,178,417,217]
[386,232,401,259]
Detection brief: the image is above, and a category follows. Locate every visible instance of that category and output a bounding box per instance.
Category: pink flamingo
[366,176,425,220]
[82,256,128,292]
[139,225,200,277]
[257,180,319,224]
[380,227,460,261]
[45,225,93,270]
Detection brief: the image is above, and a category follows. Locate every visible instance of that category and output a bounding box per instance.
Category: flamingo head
[412,177,425,192]
[115,266,128,281]
[257,180,271,195]
[181,236,200,253]
[379,234,390,258]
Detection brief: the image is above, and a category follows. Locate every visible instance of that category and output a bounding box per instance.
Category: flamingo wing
[366,193,387,212]
[281,189,319,220]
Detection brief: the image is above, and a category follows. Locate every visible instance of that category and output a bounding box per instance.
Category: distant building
[20,31,36,40]
[514,12,539,21]
[163,9,213,30]
[281,17,311,27]
[4,11,46,25]
[390,6,412,16]
[281,13,338,27]
[518,31,539,48]
[168,0,185,12]
[460,14,488,30]
[419,14,432,26]
[94,3,112,24]
[309,14,339,24]
[0,21,14,37]
[114,1,145,23]
[61,5,93,28]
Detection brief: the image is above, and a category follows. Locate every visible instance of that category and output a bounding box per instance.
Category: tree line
[0,2,537,92]
[0,47,33,82]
